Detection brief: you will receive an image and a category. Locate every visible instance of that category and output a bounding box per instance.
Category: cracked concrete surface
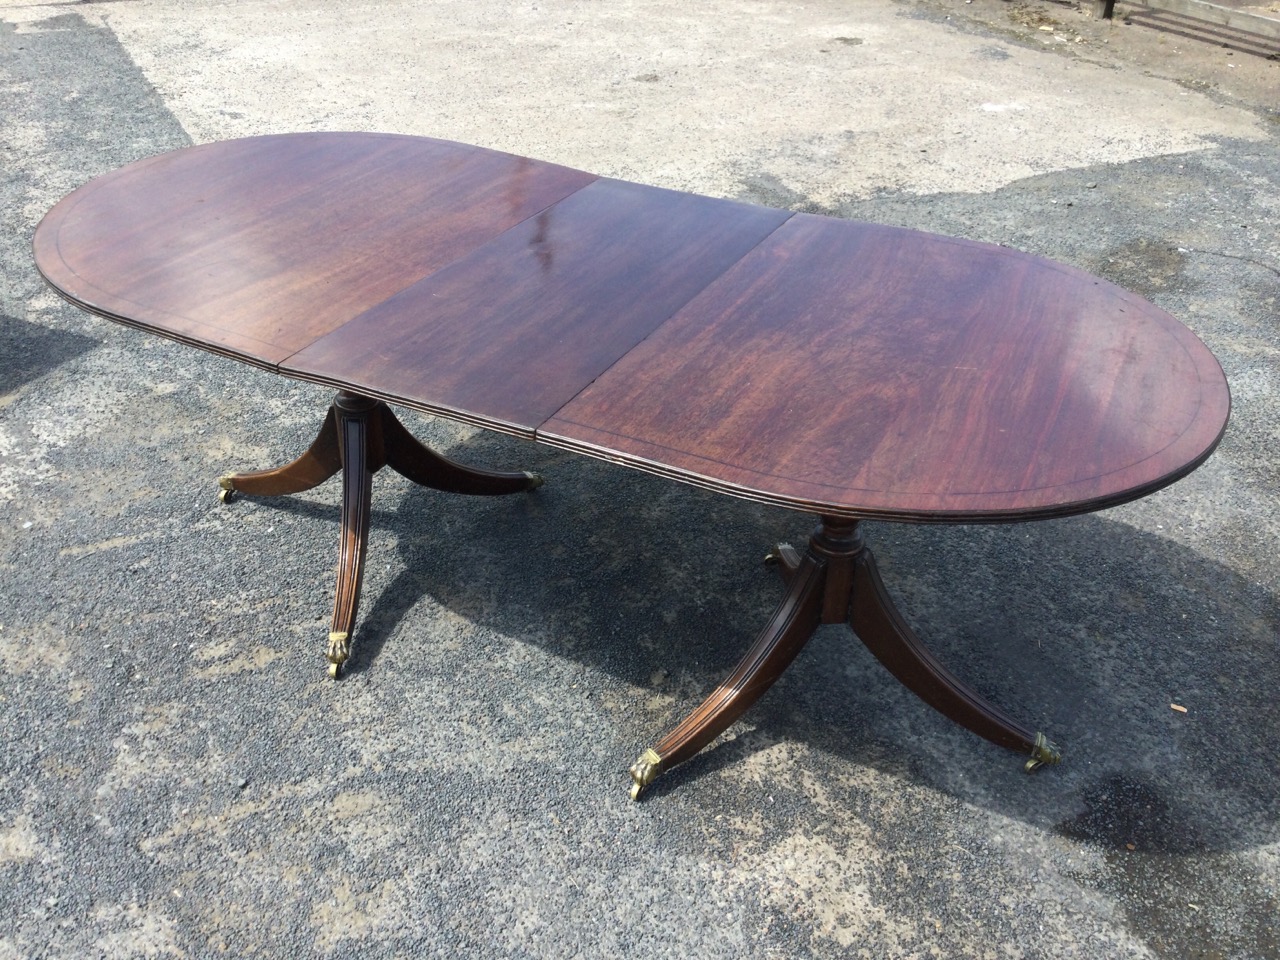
[1,1,1277,957]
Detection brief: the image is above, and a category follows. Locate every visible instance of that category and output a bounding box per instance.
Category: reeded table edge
[32,131,1234,523]
[534,418,1230,525]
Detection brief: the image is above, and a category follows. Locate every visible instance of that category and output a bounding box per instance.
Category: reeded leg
[379,407,543,495]
[848,550,1060,772]
[326,394,377,679]
[629,517,1060,797]
[628,552,826,799]
[218,406,341,502]
[217,391,545,679]
[629,519,866,798]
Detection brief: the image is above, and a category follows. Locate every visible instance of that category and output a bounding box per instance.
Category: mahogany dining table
[34,133,1230,797]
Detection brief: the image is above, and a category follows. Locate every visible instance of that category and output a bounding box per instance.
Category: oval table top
[35,132,1230,523]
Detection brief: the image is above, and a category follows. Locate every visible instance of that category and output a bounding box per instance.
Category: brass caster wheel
[218,487,236,504]
[628,748,662,801]
[1023,732,1062,773]
[328,660,342,680]
[524,471,545,490]
[217,476,237,504]
[763,544,797,569]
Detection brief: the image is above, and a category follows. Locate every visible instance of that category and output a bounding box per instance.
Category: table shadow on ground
[0,315,99,396]
[246,428,1279,856]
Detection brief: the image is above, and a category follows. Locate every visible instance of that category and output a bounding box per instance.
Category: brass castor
[1023,732,1062,773]
[524,471,545,489]
[217,476,237,504]
[326,631,350,681]
[628,748,662,800]
[763,543,798,568]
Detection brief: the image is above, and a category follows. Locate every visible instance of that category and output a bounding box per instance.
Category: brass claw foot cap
[524,471,545,490]
[1024,732,1062,773]
[628,748,663,801]
[326,631,351,681]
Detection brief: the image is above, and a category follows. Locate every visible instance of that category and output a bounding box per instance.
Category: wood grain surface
[283,178,788,435]
[34,133,595,367]
[34,133,1230,521]
[542,214,1230,520]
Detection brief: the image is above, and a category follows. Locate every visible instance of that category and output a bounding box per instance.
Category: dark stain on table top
[33,132,1230,522]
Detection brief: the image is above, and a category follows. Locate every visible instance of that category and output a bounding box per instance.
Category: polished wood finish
[35,133,595,368]
[218,391,542,675]
[284,179,789,436]
[34,134,1230,789]
[219,405,342,497]
[628,518,1056,797]
[543,214,1229,521]
[329,394,377,675]
[848,548,1038,753]
[35,134,1228,521]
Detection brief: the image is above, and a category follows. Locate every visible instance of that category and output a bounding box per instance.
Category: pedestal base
[628,518,1060,797]
[219,392,542,677]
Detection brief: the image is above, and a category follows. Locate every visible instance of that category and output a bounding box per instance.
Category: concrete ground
[1,1,1277,957]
